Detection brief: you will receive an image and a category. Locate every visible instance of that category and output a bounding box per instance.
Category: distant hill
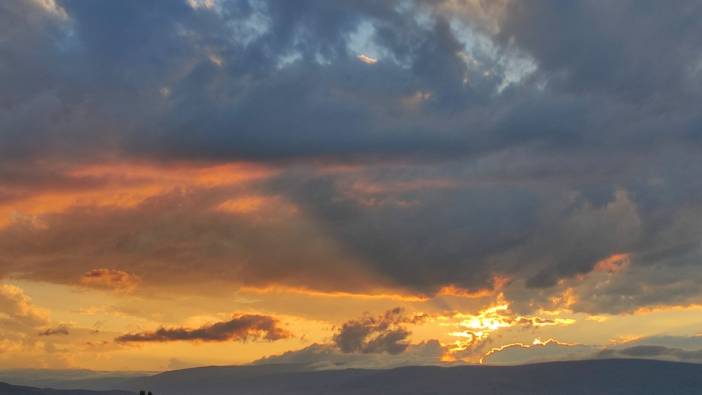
[0,369,150,391]
[0,381,133,395]
[4,359,702,394]
[117,359,702,395]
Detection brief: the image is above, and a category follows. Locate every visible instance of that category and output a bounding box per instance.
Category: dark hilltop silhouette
[0,381,132,395]
[2,359,702,395]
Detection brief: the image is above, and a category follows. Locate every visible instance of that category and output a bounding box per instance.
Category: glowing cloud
[594,253,631,273]
[357,54,378,64]
[480,338,588,365]
[440,296,576,361]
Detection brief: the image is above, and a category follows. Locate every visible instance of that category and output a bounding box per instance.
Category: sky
[2,0,702,371]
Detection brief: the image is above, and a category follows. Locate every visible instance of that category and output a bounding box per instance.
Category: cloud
[619,335,702,350]
[333,308,425,355]
[79,269,140,292]
[0,186,376,294]
[482,339,597,365]
[356,54,378,64]
[38,325,70,336]
[115,314,292,343]
[3,159,702,315]
[251,308,435,369]
[0,284,49,331]
[1,0,702,315]
[482,334,702,365]
[12,0,695,165]
[497,0,702,100]
[597,346,702,364]
[254,340,446,370]
[2,0,701,170]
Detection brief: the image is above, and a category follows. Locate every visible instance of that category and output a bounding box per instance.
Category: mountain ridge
[104,359,702,395]
[4,359,702,395]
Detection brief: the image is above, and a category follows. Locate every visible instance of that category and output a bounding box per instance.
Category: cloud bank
[1,0,702,317]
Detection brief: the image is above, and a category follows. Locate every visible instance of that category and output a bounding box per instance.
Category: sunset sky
[3,0,702,371]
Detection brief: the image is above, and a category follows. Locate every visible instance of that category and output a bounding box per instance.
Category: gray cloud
[498,0,702,100]
[598,346,702,364]
[481,335,702,365]
[254,340,445,370]
[38,325,70,337]
[620,335,702,351]
[10,0,698,165]
[115,314,292,343]
[333,308,425,355]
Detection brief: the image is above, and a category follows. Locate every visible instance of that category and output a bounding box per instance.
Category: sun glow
[438,295,576,361]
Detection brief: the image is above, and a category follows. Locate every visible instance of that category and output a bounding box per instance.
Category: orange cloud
[79,269,140,292]
[38,324,70,336]
[438,275,511,298]
[549,287,577,309]
[593,253,631,273]
[217,196,269,214]
[0,161,275,228]
[0,284,49,329]
[216,195,298,216]
[633,303,702,315]
[240,285,429,302]
[69,162,273,188]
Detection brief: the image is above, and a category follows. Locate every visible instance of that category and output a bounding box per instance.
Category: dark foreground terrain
[3,359,702,395]
[0,382,131,395]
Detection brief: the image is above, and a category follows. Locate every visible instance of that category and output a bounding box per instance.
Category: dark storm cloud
[498,0,702,100]
[2,0,702,163]
[267,164,642,293]
[0,0,628,163]
[115,314,291,343]
[268,169,543,293]
[2,0,702,314]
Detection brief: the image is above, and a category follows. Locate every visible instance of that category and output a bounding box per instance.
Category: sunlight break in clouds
[357,54,378,64]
